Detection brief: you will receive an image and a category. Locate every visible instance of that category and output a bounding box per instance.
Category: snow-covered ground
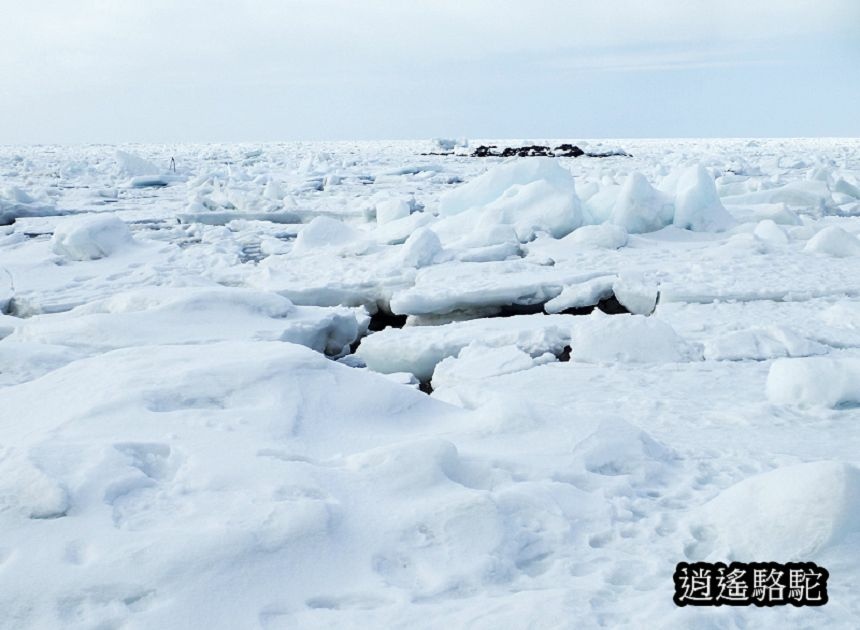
[2,138,860,628]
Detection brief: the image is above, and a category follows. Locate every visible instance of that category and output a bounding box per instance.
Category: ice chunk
[432,343,555,389]
[400,227,442,268]
[115,149,159,177]
[804,226,860,257]
[390,260,599,316]
[357,314,571,381]
[437,158,582,241]
[263,178,284,200]
[0,186,59,225]
[612,274,659,315]
[251,248,414,309]
[753,219,790,245]
[452,228,522,263]
[544,276,615,314]
[293,216,369,255]
[440,158,572,216]
[372,211,435,246]
[582,183,621,223]
[672,165,736,232]
[610,172,674,234]
[375,198,411,225]
[51,214,135,261]
[834,177,860,200]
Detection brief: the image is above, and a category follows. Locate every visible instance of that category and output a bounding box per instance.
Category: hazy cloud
[1,0,858,142]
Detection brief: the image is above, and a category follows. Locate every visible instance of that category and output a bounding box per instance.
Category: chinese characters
[674,562,828,607]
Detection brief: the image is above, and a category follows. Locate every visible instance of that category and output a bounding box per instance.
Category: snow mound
[610,172,674,234]
[804,226,860,257]
[51,214,135,260]
[0,341,86,387]
[704,326,827,361]
[572,314,699,363]
[766,357,860,408]
[11,287,366,357]
[563,223,628,249]
[437,158,583,241]
[0,448,70,519]
[688,462,860,559]
[572,419,677,484]
[293,216,370,255]
[820,302,860,330]
[672,165,736,232]
[753,219,790,245]
[0,341,462,627]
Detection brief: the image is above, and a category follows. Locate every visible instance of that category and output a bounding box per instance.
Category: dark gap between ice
[336,292,635,391]
[367,311,408,332]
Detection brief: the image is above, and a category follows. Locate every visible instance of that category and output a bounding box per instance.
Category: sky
[1,0,859,143]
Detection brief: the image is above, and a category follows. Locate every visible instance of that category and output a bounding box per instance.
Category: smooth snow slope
[1,138,860,629]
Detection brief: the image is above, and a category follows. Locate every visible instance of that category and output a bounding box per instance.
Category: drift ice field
[2,138,860,628]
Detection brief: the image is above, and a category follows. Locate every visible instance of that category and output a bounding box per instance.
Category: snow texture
[2,138,860,629]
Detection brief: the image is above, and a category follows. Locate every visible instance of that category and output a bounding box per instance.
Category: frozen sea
[1,138,860,628]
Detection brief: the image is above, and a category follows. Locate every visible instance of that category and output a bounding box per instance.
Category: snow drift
[688,462,860,559]
[767,357,860,408]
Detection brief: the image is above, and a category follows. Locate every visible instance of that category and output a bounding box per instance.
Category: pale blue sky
[2,0,858,143]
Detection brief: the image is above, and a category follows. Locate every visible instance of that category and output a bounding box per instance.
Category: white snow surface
[1,139,860,628]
